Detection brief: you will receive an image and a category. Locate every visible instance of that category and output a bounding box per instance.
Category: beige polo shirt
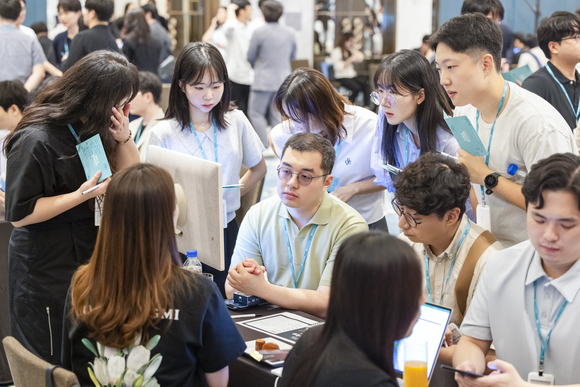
[231,192,368,290]
[399,215,503,325]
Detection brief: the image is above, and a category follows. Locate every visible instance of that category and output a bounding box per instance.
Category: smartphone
[440,365,485,378]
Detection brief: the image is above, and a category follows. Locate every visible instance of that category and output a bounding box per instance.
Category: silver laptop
[394,302,452,382]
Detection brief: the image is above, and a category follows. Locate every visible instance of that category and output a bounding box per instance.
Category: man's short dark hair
[262,0,283,22]
[461,0,504,20]
[233,0,250,17]
[536,11,580,59]
[85,0,114,21]
[141,3,158,19]
[30,21,48,34]
[57,0,81,12]
[429,13,503,72]
[0,80,29,113]
[394,153,471,219]
[0,0,22,20]
[138,71,162,105]
[522,153,580,210]
[281,133,336,175]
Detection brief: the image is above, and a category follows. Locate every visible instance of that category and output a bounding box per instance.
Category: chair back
[2,337,80,387]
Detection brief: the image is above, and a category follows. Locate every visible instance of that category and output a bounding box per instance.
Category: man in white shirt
[223,0,254,117]
[430,13,577,248]
[128,71,165,162]
[453,152,580,387]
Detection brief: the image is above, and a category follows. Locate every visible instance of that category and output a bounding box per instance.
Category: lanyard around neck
[476,81,509,201]
[533,281,568,376]
[545,64,580,121]
[331,139,342,173]
[425,221,470,305]
[283,221,318,289]
[190,120,218,162]
[68,124,81,144]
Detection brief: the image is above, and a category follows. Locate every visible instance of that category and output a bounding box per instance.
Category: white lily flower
[123,369,139,387]
[126,345,151,372]
[107,355,126,384]
[93,358,109,386]
[143,355,162,380]
[103,346,118,359]
[143,378,160,387]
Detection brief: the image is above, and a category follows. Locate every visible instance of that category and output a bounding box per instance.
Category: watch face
[485,173,498,187]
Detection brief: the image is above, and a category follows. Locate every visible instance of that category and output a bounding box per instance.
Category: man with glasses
[394,153,502,364]
[226,133,367,317]
[522,12,580,131]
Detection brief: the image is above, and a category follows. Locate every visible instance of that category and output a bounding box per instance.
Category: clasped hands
[227,258,269,297]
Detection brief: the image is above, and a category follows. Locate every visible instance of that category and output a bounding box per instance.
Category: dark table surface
[227,304,323,387]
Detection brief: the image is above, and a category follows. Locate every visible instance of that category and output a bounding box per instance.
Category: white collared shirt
[461,240,580,384]
[269,104,384,224]
[222,18,254,85]
[147,109,264,223]
[399,215,502,325]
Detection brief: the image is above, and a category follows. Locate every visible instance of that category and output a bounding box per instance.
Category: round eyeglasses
[391,199,422,228]
[370,90,412,106]
[277,166,328,186]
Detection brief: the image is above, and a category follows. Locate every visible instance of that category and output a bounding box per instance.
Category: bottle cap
[187,250,198,258]
[507,163,518,176]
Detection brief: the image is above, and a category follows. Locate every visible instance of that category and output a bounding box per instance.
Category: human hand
[457,148,492,186]
[443,327,453,347]
[455,359,528,387]
[242,258,266,275]
[109,104,131,143]
[78,171,110,199]
[227,262,269,297]
[0,190,4,208]
[331,183,357,203]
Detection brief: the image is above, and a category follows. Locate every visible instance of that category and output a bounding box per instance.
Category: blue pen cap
[187,250,198,258]
[507,163,519,176]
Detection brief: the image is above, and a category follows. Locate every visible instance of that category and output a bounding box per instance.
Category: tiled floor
[259,150,399,236]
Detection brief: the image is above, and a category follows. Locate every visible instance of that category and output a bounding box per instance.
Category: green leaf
[82,339,99,357]
[145,335,160,351]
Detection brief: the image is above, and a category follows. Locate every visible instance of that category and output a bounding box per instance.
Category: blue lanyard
[476,81,509,202]
[404,127,410,166]
[545,64,580,121]
[283,221,318,289]
[134,121,144,144]
[331,139,342,173]
[67,124,81,144]
[533,281,568,376]
[64,40,69,54]
[190,120,218,162]
[425,221,470,305]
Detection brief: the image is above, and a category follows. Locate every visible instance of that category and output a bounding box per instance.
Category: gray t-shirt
[455,82,577,247]
[0,26,46,84]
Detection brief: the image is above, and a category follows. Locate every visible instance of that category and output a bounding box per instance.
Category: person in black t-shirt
[63,0,121,71]
[62,164,245,387]
[522,12,580,131]
[280,233,424,387]
[53,0,82,68]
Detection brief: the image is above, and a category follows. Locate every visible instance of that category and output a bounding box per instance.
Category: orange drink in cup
[403,341,428,387]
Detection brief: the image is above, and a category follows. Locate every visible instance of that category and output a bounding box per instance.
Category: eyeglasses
[277,166,328,186]
[370,89,412,106]
[562,34,580,43]
[392,199,422,228]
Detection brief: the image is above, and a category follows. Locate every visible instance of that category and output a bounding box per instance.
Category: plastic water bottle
[184,250,202,274]
[507,164,526,185]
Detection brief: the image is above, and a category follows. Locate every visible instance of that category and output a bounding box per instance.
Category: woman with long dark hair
[370,49,458,192]
[280,232,424,386]
[62,163,245,387]
[269,68,387,230]
[4,50,140,363]
[122,8,163,73]
[148,42,266,296]
[331,32,371,108]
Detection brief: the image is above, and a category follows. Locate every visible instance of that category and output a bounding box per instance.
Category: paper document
[236,312,323,344]
[502,65,532,84]
[445,116,488,157]
[76,134,112,183]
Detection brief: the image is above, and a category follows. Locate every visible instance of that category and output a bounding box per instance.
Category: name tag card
[76,134,112,183]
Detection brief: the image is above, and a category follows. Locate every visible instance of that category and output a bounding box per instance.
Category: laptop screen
[393,303,452,379]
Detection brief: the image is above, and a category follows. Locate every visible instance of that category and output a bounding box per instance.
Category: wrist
[115,130,132,145]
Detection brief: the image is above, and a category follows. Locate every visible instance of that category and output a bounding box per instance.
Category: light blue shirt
[370,106,459,192]
[0,26,46,84]
[148,110,265,223]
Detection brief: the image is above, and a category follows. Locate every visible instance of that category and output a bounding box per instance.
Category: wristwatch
[484,172,501,195]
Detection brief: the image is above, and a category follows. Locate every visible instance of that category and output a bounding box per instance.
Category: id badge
[327,177,340,193]
[527,372,554,385]
[476,203,491,231]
